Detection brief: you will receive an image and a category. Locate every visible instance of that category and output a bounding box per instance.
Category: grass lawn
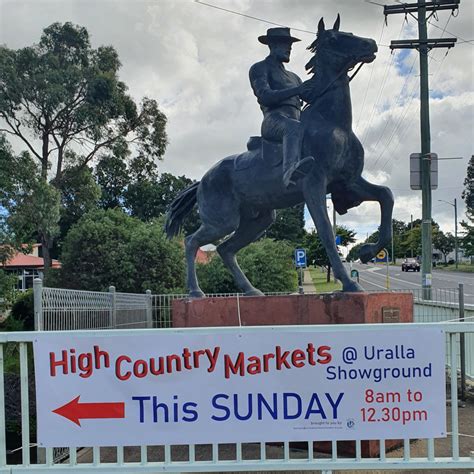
[308,267,342,292]
[436,263,474,273]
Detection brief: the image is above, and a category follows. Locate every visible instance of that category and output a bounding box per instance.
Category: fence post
[33,278,43,331]
[459,283,466,401]
[109,286,116,329]
[146,290,153,329]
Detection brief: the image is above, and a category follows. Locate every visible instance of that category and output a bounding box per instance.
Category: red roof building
[0,244,60,290]
[196,248,214,264]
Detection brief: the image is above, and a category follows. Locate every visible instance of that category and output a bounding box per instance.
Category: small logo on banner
[346,418,356,429]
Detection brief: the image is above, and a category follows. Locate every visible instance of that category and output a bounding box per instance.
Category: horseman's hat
[258,27,301,45]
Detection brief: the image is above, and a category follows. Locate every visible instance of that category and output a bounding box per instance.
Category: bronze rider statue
[249,27,314,188]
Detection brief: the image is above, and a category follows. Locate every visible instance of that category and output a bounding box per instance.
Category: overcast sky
[1,0,473,243]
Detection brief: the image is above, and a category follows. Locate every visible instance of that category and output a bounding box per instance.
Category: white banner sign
[34,327,446,447]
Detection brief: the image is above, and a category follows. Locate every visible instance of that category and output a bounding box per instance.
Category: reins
[348,61,364,81]
[302,58,365,111]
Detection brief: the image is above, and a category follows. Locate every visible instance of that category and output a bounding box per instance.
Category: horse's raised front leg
[217,210,276,296]
[303,177,362,292]
[347,177,394,263]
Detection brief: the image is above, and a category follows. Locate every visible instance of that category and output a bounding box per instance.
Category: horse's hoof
[244,289,265,297]
[358,243,377,263]
[189,290,205,298]
[343,281,364,292]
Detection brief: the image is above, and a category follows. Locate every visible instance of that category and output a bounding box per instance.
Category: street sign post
[295,249,307,268]
[295,249,307,294]
[410,153,438,190]
[375,249,387,263]
[376,249,390,289]
[350,269,359,282]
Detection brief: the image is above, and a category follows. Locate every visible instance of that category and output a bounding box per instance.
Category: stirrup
[283,156,314,187]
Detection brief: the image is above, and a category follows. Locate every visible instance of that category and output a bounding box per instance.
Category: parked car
[402,258,420,272]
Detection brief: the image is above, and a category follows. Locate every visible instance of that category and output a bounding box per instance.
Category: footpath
[302,268,316,293]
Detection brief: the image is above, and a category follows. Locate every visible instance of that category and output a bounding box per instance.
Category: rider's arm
[249,62,301,107]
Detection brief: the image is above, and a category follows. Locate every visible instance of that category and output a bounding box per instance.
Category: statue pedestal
[172,292,413,457]
[172,292,413,327]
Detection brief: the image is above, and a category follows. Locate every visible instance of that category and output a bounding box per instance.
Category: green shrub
[58,208,185,293]
[7,290,34,331]
[197,238,297,294]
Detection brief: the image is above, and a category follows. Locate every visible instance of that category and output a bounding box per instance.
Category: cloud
[0,0,472,242]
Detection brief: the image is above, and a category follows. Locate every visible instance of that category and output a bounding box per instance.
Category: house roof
[1,253,61,269]
[196,248,213,264]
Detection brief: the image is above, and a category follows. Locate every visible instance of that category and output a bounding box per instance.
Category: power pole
[384,0,458,299]
[454,198,458,269]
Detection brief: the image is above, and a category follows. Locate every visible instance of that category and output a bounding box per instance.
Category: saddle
[234,136,283,171]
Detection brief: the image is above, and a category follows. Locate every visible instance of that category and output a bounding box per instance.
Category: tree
[52,163,101,252]
[0,269,16,311]
[125,173,196,223]
[401,220,439,259]
[0,22,168,266]
[266,204,306,245]
[94,152,201,234]
[196,239,297,294]
[0,135,36,257]
[95,153,130,209]
[391,219,408,260]
[365,219,409,260]
[462,155,474,220]
[461,155,474,258]
[347,242,363,262]
[460,221,474,258]
[58,209,185,293]
[8,180,61,269]
[0,136,61,268]
[304,225,356,282]
[433,231,455,264]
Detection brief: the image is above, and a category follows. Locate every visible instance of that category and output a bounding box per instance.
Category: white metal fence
[1,322,473,472]
[32,283,474,380]
[33,279,153,331]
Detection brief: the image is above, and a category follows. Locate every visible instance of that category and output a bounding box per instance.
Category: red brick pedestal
[172,292,413,457]
[172,292,413,328]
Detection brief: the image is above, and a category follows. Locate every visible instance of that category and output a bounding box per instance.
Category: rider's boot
[283,156,315,188]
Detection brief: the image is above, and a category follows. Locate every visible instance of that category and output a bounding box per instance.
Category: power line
[367,56,417,167]
[367,14,452,173]
[194,0,397,48]
[427,19,474,44]
[371,49,453,179]
[355,20,386,131]
[359,20,406,146]
[193,0,316,34]
[372,15,453,174]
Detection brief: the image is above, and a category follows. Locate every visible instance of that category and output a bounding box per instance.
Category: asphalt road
[347,262,474,305]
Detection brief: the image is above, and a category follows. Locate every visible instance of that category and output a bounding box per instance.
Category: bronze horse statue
[166,17,393,297]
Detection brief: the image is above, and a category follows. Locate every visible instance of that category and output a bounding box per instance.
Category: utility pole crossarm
[384,0,460,16]
[390,38,457,49]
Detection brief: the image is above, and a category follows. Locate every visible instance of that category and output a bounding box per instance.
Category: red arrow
[53,396,125,426]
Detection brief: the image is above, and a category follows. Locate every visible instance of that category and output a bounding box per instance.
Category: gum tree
[0,22,168,267]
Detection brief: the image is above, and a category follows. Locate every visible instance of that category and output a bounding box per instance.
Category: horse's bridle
[303,52,366,110]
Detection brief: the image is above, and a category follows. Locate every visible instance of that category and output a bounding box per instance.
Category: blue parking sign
[295,248,307,268]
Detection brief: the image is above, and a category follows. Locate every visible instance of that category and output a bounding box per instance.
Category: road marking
[359,276,388,290]
[363,271,422,288]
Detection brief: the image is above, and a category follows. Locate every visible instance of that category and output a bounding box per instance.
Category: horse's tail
[165,182,200,239]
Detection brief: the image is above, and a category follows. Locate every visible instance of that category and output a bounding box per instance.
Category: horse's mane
[305,34,323,75]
